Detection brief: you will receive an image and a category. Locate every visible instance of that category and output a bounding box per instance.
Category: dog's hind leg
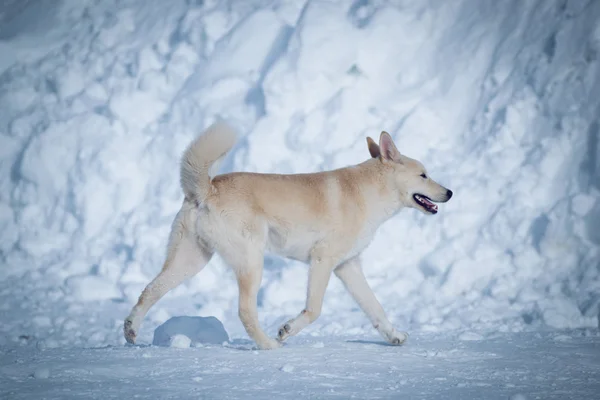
[334,256,408,345]
[233,252,281,350]
[124,212,212,344]
[277,255,335,342]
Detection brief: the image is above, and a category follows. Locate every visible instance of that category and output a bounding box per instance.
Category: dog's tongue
[422,197,437,211]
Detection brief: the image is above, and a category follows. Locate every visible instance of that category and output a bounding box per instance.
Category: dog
[124,122,452,349]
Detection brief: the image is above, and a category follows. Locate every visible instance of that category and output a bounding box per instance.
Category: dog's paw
[257,338,282,350]
[385,330,408,346]
[123,318,137,344]
[276,322,294,342]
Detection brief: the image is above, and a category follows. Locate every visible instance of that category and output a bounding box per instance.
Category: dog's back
[200,162,384,263]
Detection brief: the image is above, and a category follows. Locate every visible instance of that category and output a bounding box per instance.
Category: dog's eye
[420,173,427,179]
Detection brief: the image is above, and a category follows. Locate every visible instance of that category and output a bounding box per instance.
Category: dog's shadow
[222,338,260,351]
[120,337,258,351]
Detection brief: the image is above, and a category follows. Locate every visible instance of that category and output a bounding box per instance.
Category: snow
[2,331,599,399]
[1,0,600,398]
[32,367,50,380]
[509,395,528,400]
[152,316,229,347]
[65,275,122,302]
[279,363,295,373]
[167,334,192,349]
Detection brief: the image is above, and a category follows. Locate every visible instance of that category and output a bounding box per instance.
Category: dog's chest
[266,225,318,263]
[266,221,377,264]
[344,226,377,260]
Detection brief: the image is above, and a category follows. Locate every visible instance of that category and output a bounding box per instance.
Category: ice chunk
[152,316,229,347]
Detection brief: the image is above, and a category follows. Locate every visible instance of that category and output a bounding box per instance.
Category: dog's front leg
[277,256,335,342]
[334,256,408,345]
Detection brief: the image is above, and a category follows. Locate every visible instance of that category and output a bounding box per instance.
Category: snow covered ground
[2,331,599,399]
[1,0,600,398]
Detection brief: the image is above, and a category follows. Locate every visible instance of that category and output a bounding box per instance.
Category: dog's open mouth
[413,194,438,214]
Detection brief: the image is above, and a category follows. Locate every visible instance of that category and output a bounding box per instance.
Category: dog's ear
[379,131,401,162]
[366,137,380,158]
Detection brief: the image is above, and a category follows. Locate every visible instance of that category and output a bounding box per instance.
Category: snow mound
[0,0,599,348]
[152,316,229,347]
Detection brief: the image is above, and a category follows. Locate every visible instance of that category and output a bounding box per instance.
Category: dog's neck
[350,158,406,223]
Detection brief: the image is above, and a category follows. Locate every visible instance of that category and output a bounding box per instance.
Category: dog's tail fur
[180,121,238,203]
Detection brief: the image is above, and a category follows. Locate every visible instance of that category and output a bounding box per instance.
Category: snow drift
[0,0,599,348]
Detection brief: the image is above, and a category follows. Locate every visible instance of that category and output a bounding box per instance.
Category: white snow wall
[0,0,599,346]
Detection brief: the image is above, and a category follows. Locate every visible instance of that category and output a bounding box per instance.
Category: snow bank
[0,0,599,348]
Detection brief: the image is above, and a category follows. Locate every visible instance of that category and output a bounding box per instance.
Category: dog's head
[367,131,452,215]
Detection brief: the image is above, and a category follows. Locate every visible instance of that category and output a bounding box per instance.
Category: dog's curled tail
[180,121,238,204]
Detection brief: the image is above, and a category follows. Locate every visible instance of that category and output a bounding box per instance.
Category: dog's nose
[446,189,453,199]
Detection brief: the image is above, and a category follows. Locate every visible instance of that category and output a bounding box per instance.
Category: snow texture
[1,332,599,399]
[0,1,599,396]
[167,334,192,349]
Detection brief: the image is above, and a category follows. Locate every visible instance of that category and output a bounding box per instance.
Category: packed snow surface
[1,332,599,399]
[1,1,600,394]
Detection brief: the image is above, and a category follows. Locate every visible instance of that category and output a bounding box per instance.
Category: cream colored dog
[124,122,452,349]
